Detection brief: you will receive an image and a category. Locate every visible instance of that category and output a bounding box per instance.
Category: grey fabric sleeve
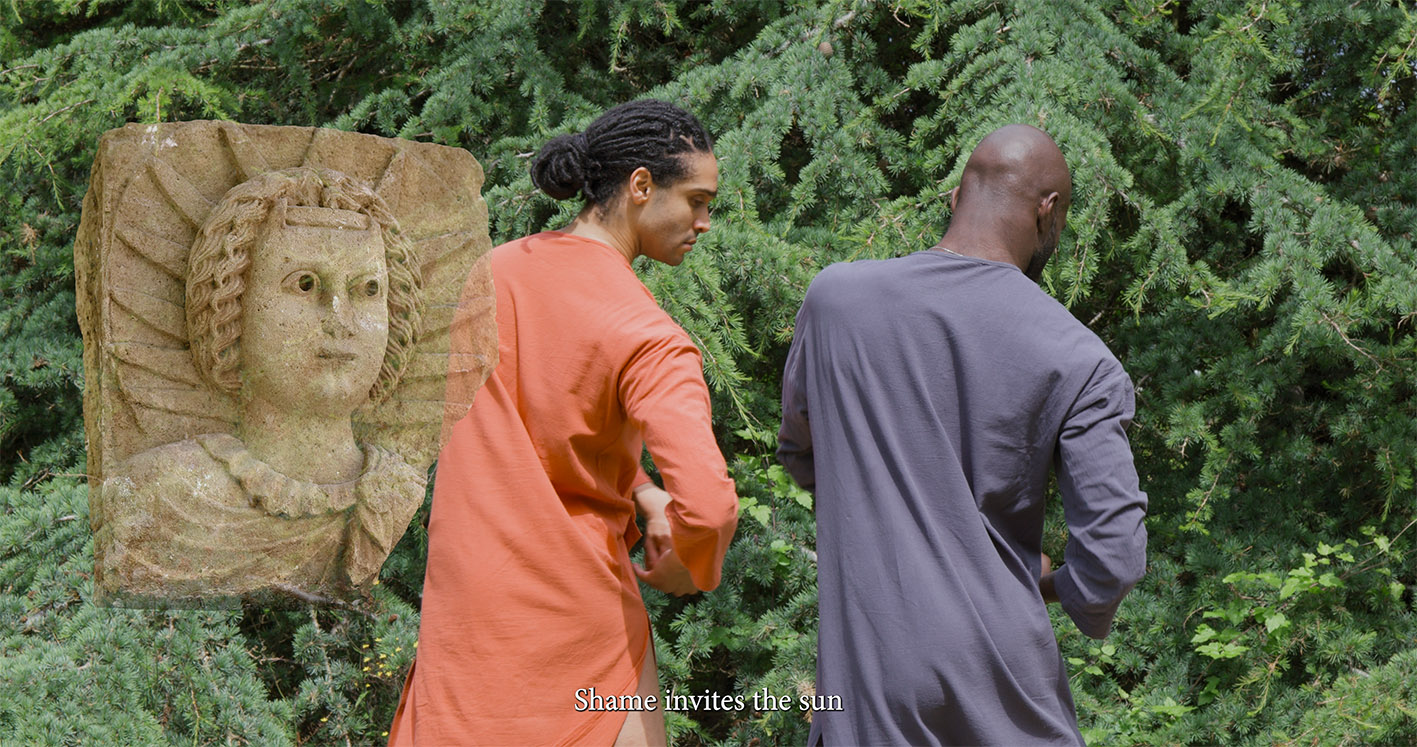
[1053,360,1149,639]
[777,313,816,493]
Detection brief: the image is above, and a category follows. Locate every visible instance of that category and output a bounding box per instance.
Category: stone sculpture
[75,121,497,608]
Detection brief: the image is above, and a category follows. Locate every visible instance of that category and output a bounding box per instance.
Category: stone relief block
[74,121,497,608]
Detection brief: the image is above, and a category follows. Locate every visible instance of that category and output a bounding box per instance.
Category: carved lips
[317,348,360,363]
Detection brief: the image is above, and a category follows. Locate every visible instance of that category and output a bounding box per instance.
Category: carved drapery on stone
[75,121,497,608]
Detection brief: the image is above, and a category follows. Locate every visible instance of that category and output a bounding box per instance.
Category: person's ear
[1037,191,1059,235]
[628,167,654,205]
[949,186,959,211]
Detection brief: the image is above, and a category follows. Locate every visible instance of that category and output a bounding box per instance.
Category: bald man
[778,125,1147,745]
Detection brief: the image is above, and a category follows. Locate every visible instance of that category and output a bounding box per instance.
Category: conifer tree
[2,1,1413,743]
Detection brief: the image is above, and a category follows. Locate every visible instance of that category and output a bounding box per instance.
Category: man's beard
[1024,241,1055,283]
[1024,215,1061,283]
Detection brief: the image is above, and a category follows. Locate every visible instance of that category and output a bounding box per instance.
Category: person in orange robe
[389,99,740,746]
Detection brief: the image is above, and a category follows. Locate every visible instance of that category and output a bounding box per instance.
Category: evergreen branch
[34,97,93,126]
[1319,309,1381,368]
[270,585,377,620]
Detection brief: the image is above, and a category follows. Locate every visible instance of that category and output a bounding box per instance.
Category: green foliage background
[2,0,1415,744]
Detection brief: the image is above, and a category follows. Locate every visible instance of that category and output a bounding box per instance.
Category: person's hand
[632,483,698,596]
[635,546,697,596]
[634,483,674,567]
[1039,552,1060,604]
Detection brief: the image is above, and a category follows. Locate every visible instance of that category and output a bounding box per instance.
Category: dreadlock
[531,99,713,210]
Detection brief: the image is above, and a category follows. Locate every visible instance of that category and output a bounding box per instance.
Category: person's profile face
[239,207,390,415]
[636,150,718,266]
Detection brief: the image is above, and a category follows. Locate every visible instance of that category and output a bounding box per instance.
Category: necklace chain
[936,245,963,257]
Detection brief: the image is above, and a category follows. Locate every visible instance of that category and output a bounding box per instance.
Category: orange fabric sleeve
[625,467,653,550]
[620,331,739,591]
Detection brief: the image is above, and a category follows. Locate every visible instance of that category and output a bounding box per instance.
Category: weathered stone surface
[75,121,496,608]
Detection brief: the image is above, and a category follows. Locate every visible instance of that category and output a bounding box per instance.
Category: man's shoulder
[821,252,928,274]
[800,252,1127,369]
[1034,293,1122,365]
[802,255,915,308]
[491,230,662,322]
[808,255,889,286]
[964,267,1120,365]
[490,232,633,278]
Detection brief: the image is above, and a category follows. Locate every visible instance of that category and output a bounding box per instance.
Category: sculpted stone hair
[531,98,713,208]
[186,167,422,405]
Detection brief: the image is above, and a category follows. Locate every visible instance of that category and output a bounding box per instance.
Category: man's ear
[628,166,654,205]
[949,186,960,211]
[1037,191,1060,234]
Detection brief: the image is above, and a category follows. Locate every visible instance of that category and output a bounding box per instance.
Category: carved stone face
[240,214,389,417]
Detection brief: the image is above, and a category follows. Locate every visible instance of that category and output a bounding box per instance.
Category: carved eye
[284,271,319,294]
[362,279,381,297]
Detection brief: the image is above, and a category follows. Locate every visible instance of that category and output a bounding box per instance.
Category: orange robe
[390,231,739,745]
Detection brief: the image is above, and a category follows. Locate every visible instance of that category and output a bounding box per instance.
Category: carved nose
[322,292,355,338]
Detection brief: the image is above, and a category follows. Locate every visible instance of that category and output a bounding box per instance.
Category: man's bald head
[955,124,1071,212]
[939,125,1072,282]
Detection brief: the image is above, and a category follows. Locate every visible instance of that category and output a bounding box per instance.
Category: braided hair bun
[530,132,590,200]
[530,99,712,208]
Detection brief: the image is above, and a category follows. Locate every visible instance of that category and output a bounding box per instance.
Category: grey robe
[778,250,1148,746]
